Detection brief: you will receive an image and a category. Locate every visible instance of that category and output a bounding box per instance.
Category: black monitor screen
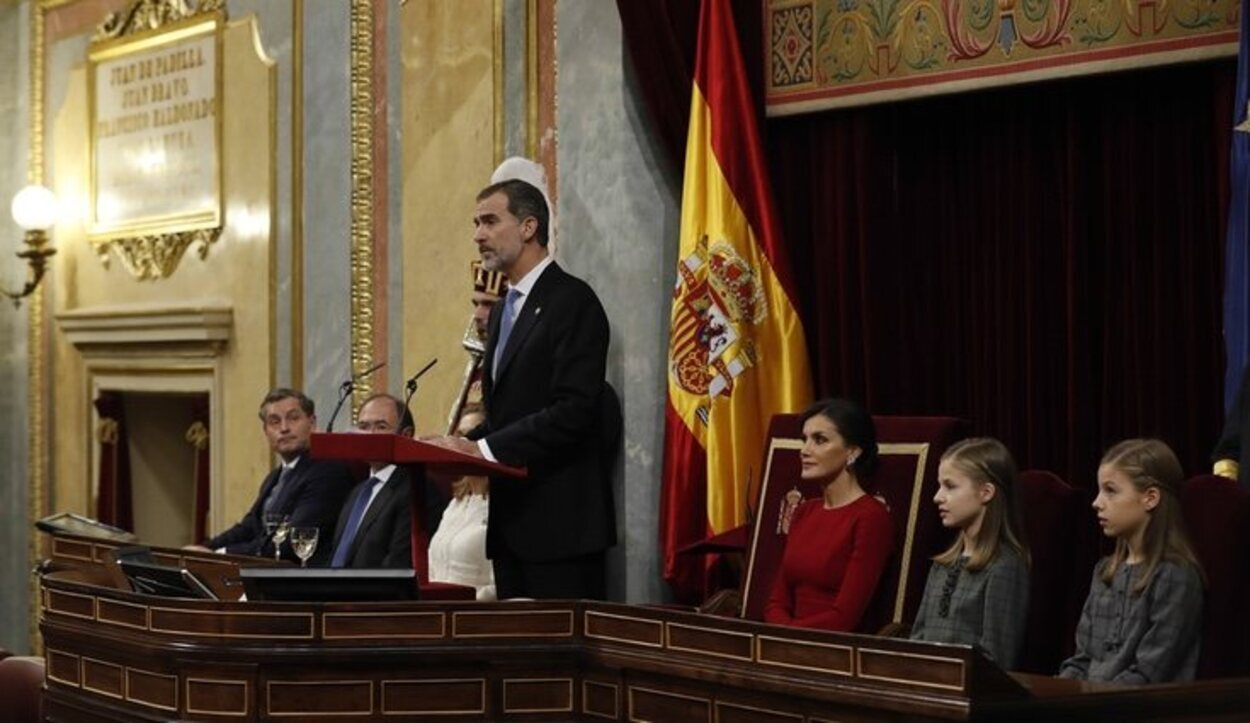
[119,558,217,600]
[239,568,417,602]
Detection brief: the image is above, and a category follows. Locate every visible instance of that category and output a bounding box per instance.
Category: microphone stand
[324,360,386,432]
[403,358,439,423]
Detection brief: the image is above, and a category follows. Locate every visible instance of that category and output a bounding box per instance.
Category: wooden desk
[38,535,1250,721]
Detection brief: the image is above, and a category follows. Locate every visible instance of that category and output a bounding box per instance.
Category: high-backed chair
[1017,469,1084,673]
[740,413,968,632]
[1181,474,1250,678]
[0,655,45,723]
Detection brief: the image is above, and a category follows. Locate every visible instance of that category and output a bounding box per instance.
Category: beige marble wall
[400,0,495,435]
[48,17,275,534]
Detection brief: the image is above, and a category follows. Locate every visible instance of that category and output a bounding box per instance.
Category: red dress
[764,494,895,632]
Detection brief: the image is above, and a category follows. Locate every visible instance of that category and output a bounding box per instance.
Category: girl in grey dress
[1059,439,1204,685]
[910,438,1031,669]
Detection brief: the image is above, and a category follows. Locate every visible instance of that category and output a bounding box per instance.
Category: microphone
[403,358,438,415]
[325,360,387,432]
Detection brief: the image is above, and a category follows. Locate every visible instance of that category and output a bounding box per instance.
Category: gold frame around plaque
[87,1,225,281]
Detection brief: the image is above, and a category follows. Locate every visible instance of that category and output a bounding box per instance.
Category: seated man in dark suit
[326,393,416,568]
[187,388,354,565]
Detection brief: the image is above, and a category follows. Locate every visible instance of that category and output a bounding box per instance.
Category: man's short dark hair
[477,179,550,247]
[359,392,415,434]
[258,388,315,421]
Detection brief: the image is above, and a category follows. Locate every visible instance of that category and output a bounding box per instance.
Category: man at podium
[188,388,354,564]
[428,178,615,600]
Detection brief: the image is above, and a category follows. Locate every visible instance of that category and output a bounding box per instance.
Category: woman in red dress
[764,399,896,632]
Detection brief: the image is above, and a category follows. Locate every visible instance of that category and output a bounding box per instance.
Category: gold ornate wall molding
[94,0,222,39]
[349,0,376,411]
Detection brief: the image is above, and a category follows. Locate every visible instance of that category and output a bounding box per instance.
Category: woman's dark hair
[800,397,879,477]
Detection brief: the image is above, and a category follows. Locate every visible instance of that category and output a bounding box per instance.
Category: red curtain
[94,392,133,531]
[768,62,1232,485]
[619,0,1233,486]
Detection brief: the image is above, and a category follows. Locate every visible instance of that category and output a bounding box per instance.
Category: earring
[848,453,858,467]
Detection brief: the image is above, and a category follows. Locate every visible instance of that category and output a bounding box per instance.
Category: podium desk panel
[38,568,1250,722]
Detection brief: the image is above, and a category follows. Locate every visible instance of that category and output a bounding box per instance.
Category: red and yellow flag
[661,0,813,599]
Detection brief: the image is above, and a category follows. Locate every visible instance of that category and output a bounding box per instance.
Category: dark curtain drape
[619,0,1232,486]
[94,392,133,531]
[769,62,1232,485]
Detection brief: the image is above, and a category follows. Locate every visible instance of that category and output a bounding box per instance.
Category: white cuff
[477,438,497,462]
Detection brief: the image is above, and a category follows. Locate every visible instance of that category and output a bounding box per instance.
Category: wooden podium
[37,531,1250,722]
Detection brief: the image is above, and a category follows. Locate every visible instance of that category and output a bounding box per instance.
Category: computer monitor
[119,558,218,600]
[239,568,417,602]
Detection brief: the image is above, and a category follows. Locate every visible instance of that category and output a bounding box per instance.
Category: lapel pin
[534,307,542,316]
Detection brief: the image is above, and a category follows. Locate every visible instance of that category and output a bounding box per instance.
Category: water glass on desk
[291,527,319,568]
[265,512,291,560]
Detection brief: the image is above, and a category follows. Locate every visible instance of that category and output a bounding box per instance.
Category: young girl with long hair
[1058,439,1204,684]
[910,437,1031,669]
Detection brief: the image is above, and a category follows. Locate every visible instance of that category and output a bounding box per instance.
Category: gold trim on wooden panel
[46,589,97,621]
[125,667,178,712]
[266,679,374,717]
[97,597,150,631]
[855,647,966,691]
[28,0,49,657]
[627,685,712,723]
[81,655,125,700]
[878,442,930,623]
[665,622,754,662]
[51,537,95,562]
[582,610,664,648]
[754,635,855,676]
[45,649,81,688]
[581,680,619,720]
[148,606,315,639]
[186,677,250,717]
[321,610,446,640]
[451,609,575,638]
[349,0,376,411]
[502,678,573,714]
[714,701,804,723]
[290,0,304,388]
[380,678,486,716]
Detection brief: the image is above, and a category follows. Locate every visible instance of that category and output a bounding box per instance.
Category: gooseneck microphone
[325,360,386,432]
[402,358,439,417]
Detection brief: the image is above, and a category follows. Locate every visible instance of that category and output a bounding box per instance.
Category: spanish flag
[661,0,813,600]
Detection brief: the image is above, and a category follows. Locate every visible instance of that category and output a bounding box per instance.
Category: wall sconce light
[5,184,57,307]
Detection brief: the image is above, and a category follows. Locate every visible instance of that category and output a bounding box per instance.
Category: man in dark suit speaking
[326,393,415,568]
[427,178,616,600]
[189,388,354,565]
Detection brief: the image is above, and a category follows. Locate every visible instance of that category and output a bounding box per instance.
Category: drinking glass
[291,527,319,568]
[266,513,291,561]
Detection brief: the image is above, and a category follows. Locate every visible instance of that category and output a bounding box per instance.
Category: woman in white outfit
[428,406,496,600]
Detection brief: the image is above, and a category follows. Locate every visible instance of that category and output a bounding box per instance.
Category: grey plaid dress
[1058,558,1202,685]
[909,546,1029,669]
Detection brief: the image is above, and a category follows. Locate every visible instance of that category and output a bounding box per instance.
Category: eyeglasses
[937,557,967,618]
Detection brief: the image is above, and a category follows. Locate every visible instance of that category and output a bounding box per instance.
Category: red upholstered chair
[1017,469,1085,673]
[1181,474,1250,678]
[0,655,45,723]
[740,413,968,633]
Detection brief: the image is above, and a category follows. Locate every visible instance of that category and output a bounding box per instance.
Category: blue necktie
[330,477,380,568]
[493,288,522,373]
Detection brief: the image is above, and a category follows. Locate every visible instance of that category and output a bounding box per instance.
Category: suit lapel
[269,458,306,514]
[495,264,561,382]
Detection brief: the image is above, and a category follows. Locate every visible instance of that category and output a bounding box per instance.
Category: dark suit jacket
[1214,361,1250,489]
[328,466,414,568]
[205,456,354,565]
[468,262,618,562]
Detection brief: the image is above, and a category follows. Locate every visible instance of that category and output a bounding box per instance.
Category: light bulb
[11,185,57,231]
